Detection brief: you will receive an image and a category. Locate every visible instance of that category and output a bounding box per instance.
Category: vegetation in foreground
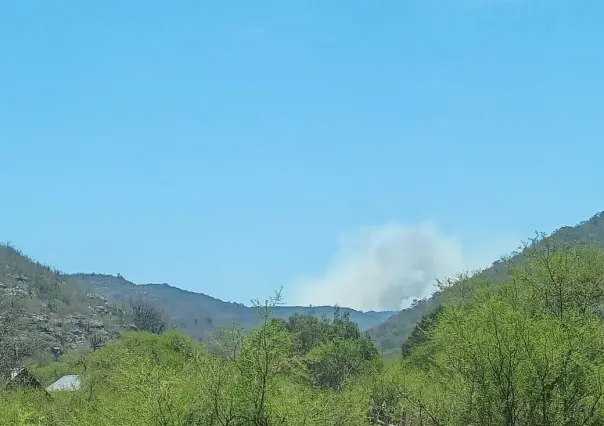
[4,236,604,425]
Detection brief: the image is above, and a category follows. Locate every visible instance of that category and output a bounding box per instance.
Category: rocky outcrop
[0,283,127,359]
[0,244,134,363]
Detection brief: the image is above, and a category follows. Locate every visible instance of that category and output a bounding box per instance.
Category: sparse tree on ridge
[130,298,166,334]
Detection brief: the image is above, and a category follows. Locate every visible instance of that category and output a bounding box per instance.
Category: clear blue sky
[1,1,603,308]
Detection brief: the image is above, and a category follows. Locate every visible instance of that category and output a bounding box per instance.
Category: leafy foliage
[281,307,381,391]
[369,211,604,351]
[400,305,443,360]
[365,239,604,425]
[6,214,604,425]
[2,299,380,425]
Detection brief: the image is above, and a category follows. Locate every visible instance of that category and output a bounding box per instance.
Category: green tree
[389,241,604,426]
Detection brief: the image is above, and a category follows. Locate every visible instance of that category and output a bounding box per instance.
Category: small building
[46,374,81,392]
[6,367,44,390]
[5,367,51,398]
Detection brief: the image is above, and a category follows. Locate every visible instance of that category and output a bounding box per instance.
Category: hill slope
[368,211,604,351]
[0,244,129,363]
[69,273,396,340]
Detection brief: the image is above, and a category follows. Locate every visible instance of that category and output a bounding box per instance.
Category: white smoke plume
[291,222,519,311]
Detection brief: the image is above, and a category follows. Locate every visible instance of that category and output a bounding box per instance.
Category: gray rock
[37,325,55,334]
[88,320,104,329]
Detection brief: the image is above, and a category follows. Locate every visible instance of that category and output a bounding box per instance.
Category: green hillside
[5,234,604,425]
[0,240,393,374]
[368,211,604,352]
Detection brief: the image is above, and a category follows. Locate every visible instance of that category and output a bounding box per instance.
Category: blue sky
[1,1,603,310]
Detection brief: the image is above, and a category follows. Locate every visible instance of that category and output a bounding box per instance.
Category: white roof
[46,375,81,392]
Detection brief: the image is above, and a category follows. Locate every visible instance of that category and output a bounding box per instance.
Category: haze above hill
[370,211,604,352]
[291,221,521,311]
[70,210,603,348]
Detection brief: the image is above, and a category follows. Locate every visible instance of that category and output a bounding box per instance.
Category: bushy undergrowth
[4,240,604,425]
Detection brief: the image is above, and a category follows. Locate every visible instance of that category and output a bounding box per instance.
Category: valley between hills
[3,211,604,360]
[3,212,604,425]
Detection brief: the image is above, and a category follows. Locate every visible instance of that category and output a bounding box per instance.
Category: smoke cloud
[291,222,519,311]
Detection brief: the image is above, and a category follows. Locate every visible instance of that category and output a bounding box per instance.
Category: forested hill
[69,273,396,340]
[9,232,604,425]
[0,241,394,369]
[5,215,604,425]
[368,211,604,351]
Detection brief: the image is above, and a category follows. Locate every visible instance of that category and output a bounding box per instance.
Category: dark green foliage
[1,292,381,425]
[284,313,332,354]
[282,308,381,391]
[400,305,443,359]
[7,212,604,425]
[378,239,604,425]
[7,220,604,424]
[130,298,166,334]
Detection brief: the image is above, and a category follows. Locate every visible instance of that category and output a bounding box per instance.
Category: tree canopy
[5,238,604,425]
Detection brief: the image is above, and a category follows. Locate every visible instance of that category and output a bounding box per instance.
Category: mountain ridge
[68,273,398,340]
[0,244,395,365]
[7,210,604,361]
